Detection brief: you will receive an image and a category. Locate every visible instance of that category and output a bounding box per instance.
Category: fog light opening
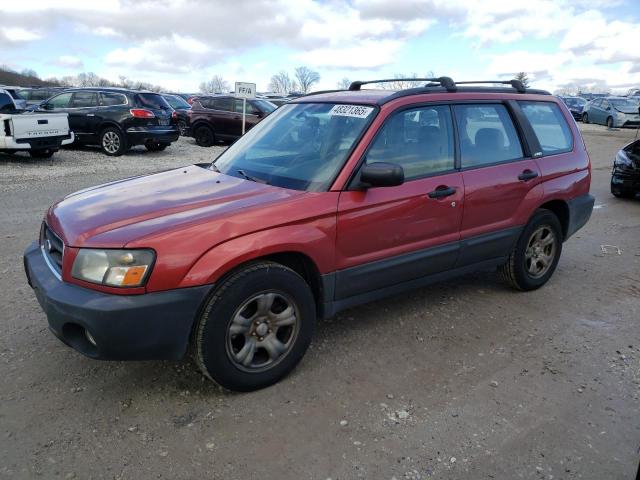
[85,329,97,347]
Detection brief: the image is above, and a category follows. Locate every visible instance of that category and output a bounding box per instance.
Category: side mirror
[42,103,53,110]
[360,162,404,188]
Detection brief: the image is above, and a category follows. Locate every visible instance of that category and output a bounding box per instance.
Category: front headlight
[72,249,155,287]
[614,150,632,168]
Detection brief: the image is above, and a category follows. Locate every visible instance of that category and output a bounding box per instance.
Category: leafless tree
[337,77,352,89]
[269,71,298,94]
[375,72,435,90]
[199,75,230,94]
[294,66,320,93]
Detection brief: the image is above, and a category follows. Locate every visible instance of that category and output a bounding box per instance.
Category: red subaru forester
[24,78,594,391]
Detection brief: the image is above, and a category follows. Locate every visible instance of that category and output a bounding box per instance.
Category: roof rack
[455,80,526,93]
[349,77,457,92]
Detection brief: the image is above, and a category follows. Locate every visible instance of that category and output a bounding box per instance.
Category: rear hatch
[133,93,175,127]
[8,112,70,140]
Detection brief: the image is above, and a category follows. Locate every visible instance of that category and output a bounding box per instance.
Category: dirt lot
[1,126,639,480]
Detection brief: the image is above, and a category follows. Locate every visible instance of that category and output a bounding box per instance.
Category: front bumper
[612,165,640,192]
[125,126,179,146]
[23,241,211,361]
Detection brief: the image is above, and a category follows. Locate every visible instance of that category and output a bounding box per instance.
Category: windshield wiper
[210,163,220,173]
[236,169,268,184]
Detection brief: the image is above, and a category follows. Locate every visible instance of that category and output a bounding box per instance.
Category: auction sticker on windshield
[329,104,374,118]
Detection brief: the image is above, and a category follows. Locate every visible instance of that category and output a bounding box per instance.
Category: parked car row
[560,95,640,128]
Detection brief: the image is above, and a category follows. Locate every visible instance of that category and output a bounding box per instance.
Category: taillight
[129,109,155,118]
[187,97,194,105]
[172,111,177,119]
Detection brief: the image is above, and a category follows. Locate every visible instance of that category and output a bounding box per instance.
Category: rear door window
[453,104,523,168]
[71,91,98,108]
[100,92,127,106]
[212,98,233,111]
[518,101,573,155]
[366,105,455,179]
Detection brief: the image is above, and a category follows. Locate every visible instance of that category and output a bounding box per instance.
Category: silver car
[582,96,640,128]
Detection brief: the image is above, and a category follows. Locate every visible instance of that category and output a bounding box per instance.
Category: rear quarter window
[135,93,170,110]
[518,101,573,155]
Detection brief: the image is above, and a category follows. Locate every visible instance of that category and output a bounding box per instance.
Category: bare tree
[294,66,320,93]
[375,73,436,90]
[514,72,530,88]
[269,71,298,94]
[20,68,39,79]
[337,77,352,89]
[199,75,230,94]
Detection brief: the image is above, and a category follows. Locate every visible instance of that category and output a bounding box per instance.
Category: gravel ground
[1,127,639,479]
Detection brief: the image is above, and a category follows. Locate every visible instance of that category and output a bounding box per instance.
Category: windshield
[252,99,277,113]
[163,94,191,109]
[213,102,376,191]
[564,97,586,107]
[609,98,639,109]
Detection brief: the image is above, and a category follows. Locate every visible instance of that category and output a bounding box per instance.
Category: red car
[24,78,594,391]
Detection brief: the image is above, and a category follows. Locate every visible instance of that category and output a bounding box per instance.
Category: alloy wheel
[524,226,557,279]
[102,131,120,154]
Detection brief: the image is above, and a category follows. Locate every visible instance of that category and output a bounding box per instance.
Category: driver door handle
[518,169,539,181]
[428,186,456,199]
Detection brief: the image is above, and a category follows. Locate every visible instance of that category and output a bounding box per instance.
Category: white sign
[235,82,256,99]
[329,104,374,118]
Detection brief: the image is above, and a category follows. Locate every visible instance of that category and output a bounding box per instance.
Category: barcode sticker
[329,104,373,118]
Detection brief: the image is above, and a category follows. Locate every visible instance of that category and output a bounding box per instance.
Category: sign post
[234,82,256,135]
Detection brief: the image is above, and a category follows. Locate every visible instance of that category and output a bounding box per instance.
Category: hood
[47,165,303,247]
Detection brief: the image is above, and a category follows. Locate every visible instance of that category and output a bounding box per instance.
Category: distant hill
[0,68,60,87]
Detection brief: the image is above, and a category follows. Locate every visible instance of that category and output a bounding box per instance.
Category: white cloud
[54,55,84,69]
[0,27,42,42]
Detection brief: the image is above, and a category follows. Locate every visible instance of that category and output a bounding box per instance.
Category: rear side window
[71,92,98,108]
[366,105,455,179]
[100,92,127,106]
[135,93,170,110]
[453,104,523,168]
[518,101,573,155]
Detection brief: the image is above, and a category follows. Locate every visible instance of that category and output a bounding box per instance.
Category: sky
[1,0,639,94]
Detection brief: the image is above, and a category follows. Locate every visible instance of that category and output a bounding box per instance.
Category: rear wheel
[177,120,188,136]
[100,127,127,156]
[194,125,215,147]
[582,113,589,123]
[606,116,614,128]
[500,209,563,291]
[194,262,316,391]
[29,149,55,159]
[144,141,169,152]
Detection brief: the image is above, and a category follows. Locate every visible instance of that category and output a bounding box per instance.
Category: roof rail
[349,77,457,92]
[455,80,527,93]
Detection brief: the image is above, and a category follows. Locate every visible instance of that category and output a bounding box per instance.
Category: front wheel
[606,116,614,128]
[194,262,316,391]
[582,113,589,123]
[500,209,563,291]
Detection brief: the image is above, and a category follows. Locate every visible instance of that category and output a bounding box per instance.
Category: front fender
[177,220,336,288]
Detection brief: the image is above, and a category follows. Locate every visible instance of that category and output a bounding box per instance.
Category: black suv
[37,88,179,156]
[188,95,276,146]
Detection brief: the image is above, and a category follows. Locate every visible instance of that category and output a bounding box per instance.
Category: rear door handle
[86,113,95,117]
[428,186,456,199]
[518,170,539,181]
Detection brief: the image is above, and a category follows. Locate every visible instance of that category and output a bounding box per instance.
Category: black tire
[582,113,589,124]
[144,141,169,152]
[611,179,635,198]
[606,116,614,128]
[500,209,563,291]
[29,149,55,159]
[194,261,316,391]
[178,120,188,136]
[194,125,215,147]
[100,127,128,156]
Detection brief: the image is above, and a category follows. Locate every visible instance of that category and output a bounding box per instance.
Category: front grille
[41,223,64,276]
